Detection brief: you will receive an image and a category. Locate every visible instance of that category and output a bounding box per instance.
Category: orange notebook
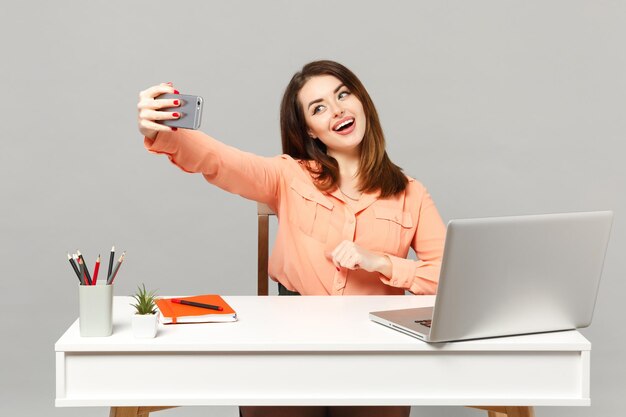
[155,295,237,324]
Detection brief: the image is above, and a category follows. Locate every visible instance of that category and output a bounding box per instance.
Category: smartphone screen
[156,93,203,130]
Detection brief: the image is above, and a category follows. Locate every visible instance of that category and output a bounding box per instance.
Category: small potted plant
[130,284,159,338]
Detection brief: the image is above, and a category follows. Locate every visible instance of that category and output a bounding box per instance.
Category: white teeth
[334,118,354,131]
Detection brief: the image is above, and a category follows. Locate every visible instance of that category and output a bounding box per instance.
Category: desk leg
[503,407,534,417]
[470,406,535,417]
[109,406,177,417]
[109,407,139,417]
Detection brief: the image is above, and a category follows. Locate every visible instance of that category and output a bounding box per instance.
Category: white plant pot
[132,313,159,338]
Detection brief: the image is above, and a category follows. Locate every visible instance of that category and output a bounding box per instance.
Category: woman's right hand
[137,82,182,140]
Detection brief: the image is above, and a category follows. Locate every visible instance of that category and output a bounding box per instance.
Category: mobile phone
[155,93,204,130]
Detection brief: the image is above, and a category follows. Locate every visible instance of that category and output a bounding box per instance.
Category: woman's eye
[338,91,350,100]
[313,105,325,115]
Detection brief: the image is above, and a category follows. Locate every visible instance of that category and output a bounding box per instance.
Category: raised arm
[137,83,283,206]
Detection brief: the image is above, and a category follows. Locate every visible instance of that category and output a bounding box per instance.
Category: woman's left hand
[329,240,392,276]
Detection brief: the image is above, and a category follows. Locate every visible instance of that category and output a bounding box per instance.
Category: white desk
[55,296,590,413]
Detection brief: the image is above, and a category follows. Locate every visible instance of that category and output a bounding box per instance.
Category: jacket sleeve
[144,129,284,207]
[382,187,446,295]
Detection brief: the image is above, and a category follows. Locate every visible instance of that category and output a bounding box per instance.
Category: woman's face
[298,75,367,156]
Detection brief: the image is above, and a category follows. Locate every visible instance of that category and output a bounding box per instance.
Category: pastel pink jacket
[145,129,446,296]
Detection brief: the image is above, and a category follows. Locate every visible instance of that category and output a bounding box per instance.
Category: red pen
[171,299,223,311]
[92,254,101,285]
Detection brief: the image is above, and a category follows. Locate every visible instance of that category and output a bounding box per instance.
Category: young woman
[137,60,446,417]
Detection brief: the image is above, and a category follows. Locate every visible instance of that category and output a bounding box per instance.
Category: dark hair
[280,60,407,198]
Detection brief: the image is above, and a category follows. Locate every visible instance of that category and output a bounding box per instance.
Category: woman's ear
[307,130,316,139]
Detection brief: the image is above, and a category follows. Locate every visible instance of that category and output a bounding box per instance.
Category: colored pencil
[77,256,86,285]
[107,246,115,283]
[67,253,82,283]
[107,251,125,284]
[93,255,101,285]
[77,251,92,285]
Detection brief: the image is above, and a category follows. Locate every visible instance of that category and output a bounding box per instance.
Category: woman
[137,60,446,417]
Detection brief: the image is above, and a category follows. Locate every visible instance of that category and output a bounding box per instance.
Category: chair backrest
[257,202,275,295]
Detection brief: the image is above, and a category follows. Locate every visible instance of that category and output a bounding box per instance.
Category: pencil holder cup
[79,284,113,337]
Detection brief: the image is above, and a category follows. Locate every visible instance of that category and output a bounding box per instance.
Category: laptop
[369,211,613,343]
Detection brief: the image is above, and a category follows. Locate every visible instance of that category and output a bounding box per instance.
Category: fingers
[139,108,181,122]
[330,241,361,270]
[137,82,182,137]
[139,97,181,111]
[139,83,178,101]
[137,84,180,111]
[138,118,174,134]
[337,248,357,269]
[341,253,360,270]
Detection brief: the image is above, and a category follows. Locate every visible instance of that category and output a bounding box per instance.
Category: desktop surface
[55,296,589,352]
[55,296,591,407]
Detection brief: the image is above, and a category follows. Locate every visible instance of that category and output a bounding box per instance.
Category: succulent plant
[131,283,158,315]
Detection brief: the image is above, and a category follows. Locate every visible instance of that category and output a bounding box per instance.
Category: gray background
[0,1,624,416]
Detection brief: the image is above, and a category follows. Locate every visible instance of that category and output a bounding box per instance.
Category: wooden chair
[257,202,274,295]
[111,203,535,417]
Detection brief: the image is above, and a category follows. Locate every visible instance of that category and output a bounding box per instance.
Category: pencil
[77,250,92,285]
[93,254,101,285]
[73,253,81,281]
[67,253,82,283]
[171,298,223,311]
[107,251,125,284]
[77,256,86,285]
[107,246,115,283]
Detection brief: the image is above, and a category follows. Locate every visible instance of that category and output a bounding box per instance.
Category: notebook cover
[155,295,237,324]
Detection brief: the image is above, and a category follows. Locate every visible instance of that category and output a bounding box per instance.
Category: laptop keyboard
[415,319,432,328]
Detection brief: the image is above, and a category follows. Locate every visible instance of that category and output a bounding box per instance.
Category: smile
[333,117,355,134]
